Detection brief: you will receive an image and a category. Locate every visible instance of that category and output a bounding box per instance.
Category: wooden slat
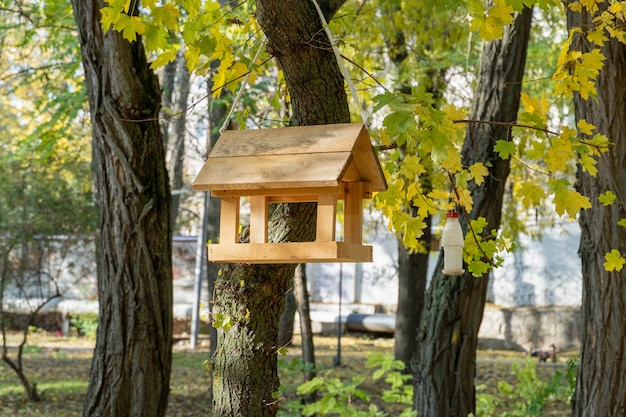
[249,196,268,244]
[316,194,337,242]
[193,153,350,191]
[343,182,363,244]
[211,184,372,200]
[211,186,341,198]
[210,123,364,158]
[219,197,240,244]
[208,242,372,263]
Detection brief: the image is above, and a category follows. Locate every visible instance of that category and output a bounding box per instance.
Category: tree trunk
[210,2,348,415]
[168,54,191,231]
[412,7,533,416]
[278,286,297,347]
[294,263,316,385]
[394,216,430,367]
[71,2,173,416]
[569,4,626,415]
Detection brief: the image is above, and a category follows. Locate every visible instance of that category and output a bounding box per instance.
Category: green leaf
[494,140,516,159]
[468,260,491,277]
[598,190,617,206]
[604,249,625,272]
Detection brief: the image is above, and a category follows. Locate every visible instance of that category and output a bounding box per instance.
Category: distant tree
[71,1,174,415]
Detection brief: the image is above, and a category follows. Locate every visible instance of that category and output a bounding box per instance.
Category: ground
[0,332,574,416]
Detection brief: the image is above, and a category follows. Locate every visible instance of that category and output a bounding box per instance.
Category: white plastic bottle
[441,211,465,276]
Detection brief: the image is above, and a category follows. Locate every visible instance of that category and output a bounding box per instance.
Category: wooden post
[220,197,240,244]
[249,196,268,244]
[316,194,337,242]
[343,182,363,244]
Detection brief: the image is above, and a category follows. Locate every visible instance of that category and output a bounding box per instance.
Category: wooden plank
[209,123,365,158]
[208,242,372,263]
[343,182,363,244]
[249,196,268,244]
[211,185,372,200]
[211,186,341,198]
[193,153,350,191]
[316,194,337,242]
[219,197,240,244]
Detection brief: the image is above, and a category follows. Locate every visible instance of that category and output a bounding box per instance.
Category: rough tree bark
[412,7,533,416]
[568,3,626,415]
[210,1,348,416]
[72,2,173,416]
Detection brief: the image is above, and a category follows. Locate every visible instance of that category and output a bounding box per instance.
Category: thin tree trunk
[294,263,317,384]
[412,7,533,416]
[568,3,626,415]
[210,1,348,415]
[169,54,191,231]
[71,2,173,416]
[278,286,297,347]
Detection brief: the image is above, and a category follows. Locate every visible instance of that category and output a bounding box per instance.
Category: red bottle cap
[446,211,459,218]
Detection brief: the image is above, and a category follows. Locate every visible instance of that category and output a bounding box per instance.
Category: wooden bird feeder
[192,123,387,264]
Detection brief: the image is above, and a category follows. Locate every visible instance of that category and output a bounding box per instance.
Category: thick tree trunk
[412,7,532,416]
[210,2,348,416]
[72,2,173,416]
[568,4,626,415]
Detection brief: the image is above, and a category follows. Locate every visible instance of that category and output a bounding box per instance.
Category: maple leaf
[150,49,178,69]
[494,140,516,159]
[598,190,617,206]
[604,249,625,272]
[152,4,181,29]
[115,14,145,42]
[549,178,592,218]
[577,119,595,135]
[143,23,169,52]
[515,182,546,208]
[469,162,489,186]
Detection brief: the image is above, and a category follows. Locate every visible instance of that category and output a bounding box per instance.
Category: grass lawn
[0,333,574,416]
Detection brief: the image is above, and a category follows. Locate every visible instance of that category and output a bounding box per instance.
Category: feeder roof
[192,123,387,194]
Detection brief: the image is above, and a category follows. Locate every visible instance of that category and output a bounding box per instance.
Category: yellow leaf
[604,249,625,272]
[469,162,489,186]
[212,70,226,98]
[587,27,608,44]
[515,182,546,208]
[549,178,591,218]
[577,119,595,135]
[150,49,178,69]
[579,154,598,176]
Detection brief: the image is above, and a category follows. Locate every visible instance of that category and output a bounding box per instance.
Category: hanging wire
[310,0,369,127]
[219,41,266,134]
